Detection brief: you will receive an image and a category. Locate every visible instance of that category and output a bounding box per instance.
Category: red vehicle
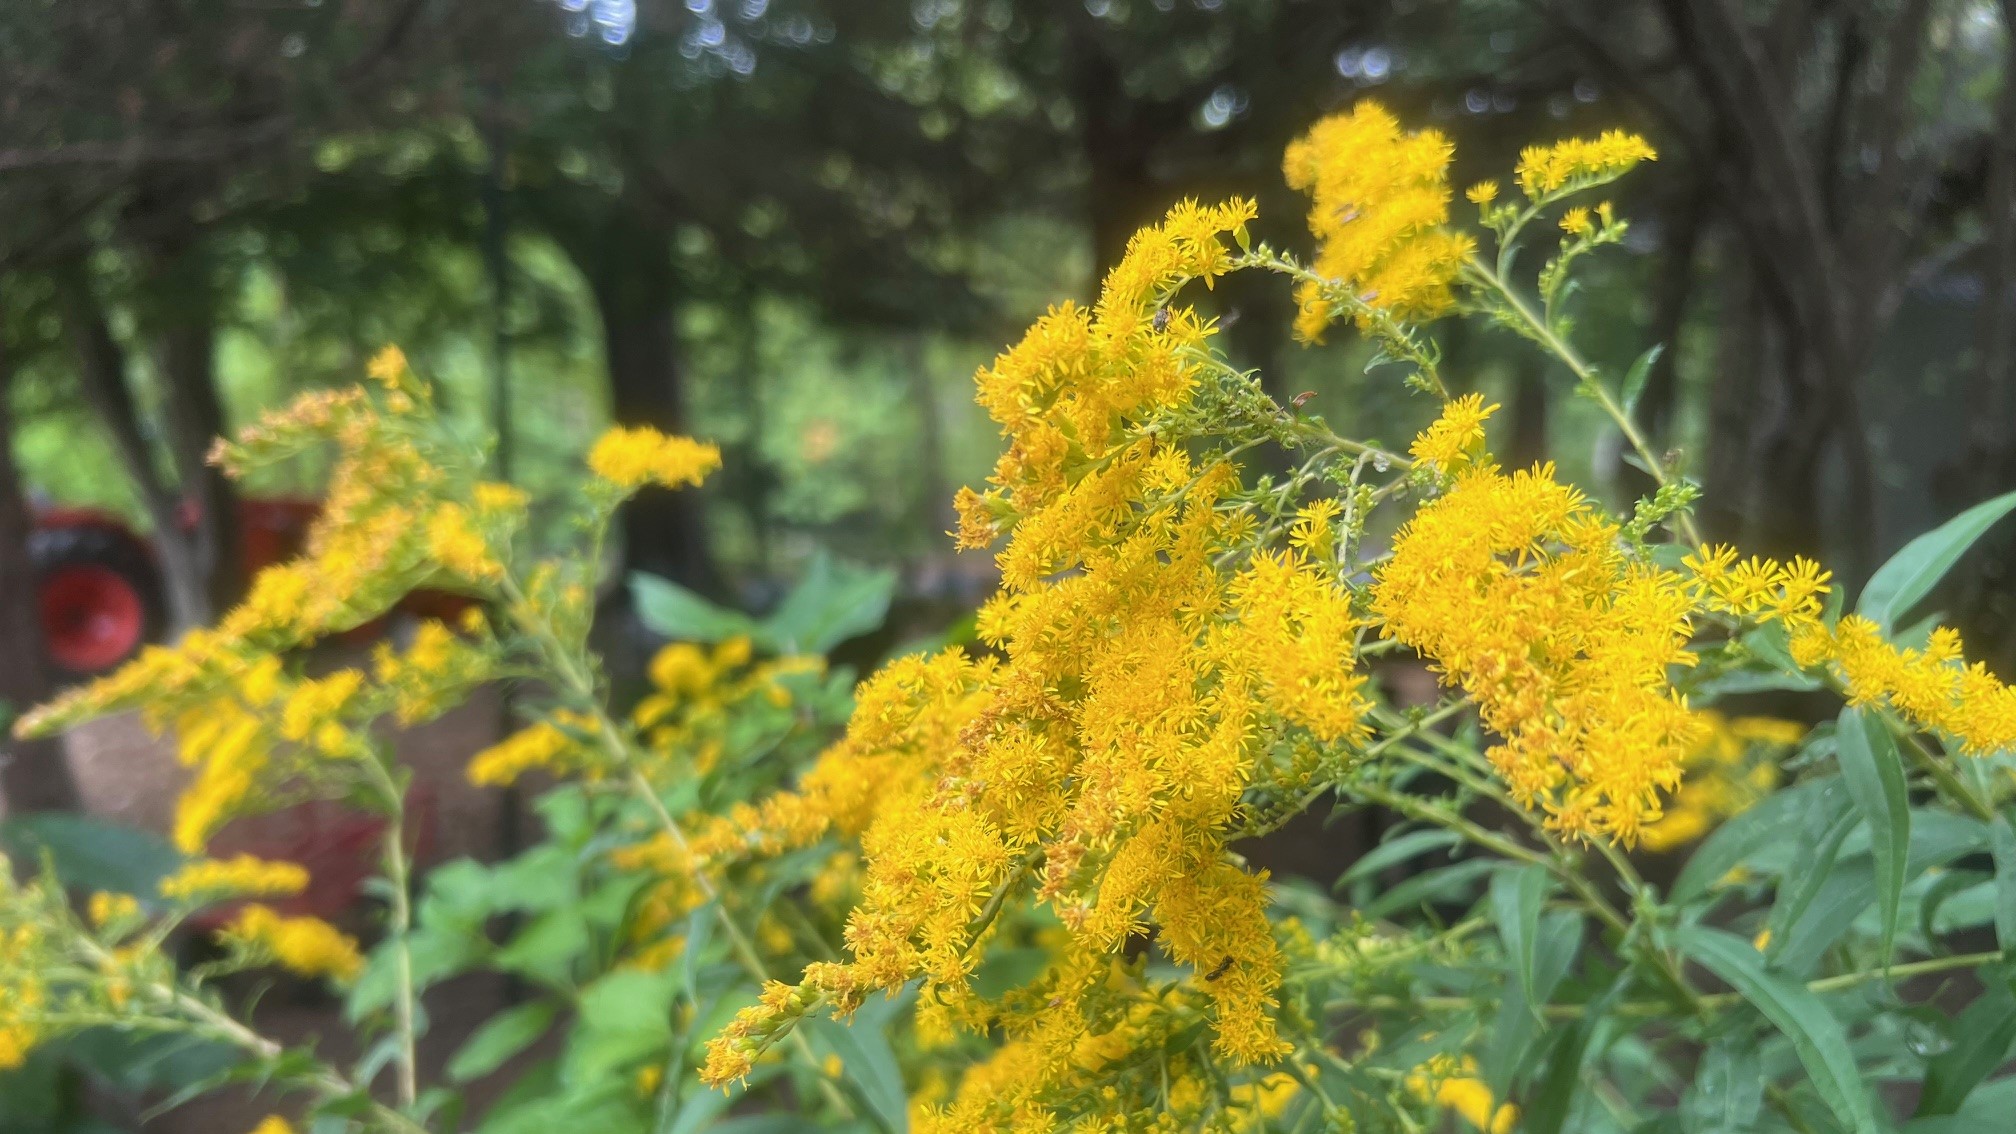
[31,499,326,680]
[33,498,471,680]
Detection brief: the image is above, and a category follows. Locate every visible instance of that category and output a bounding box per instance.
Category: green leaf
[1857,489,2016,632]
[1680,1036,1764,1134]
[1990,817,2016,953]
[1672,780,1818,902]
[631,573,760,642]
[1674,926,1877,1134]
[1621,344,1664,416]
[493,910,590,987]
[567,970,678,1083]
[1765,784,1859,952]
[760,551,896,655]
[1836,707,1910,964]
[806,1014,909,1132]
[681,903,718,1006]
[1333,829,1461,892]
[1916,970,2016,1116]
[663,1085,733,1134]
[1363,858,1496,919]
[0,813,183,896]
[1491,864,1549,1019]
[449,1001,557,1083]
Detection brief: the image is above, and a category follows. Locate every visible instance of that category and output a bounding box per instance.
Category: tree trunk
[55,268,215,628]
[1701,249,1764,543]
[1505,357,1550,472]
[584,217,720,595]
[0,342,80,813]
[151,276,242,616]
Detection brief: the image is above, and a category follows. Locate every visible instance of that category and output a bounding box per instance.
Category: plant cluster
[7,100,2016,1134]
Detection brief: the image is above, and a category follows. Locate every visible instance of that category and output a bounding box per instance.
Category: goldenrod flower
[1638,711,1798,853]
[1515,129,1657,197]
[1409,393,1498,470]
[586,426,721,491]
[224,905,363,982]
[87,891,140,927]
[1374,462,1701,842]
[1792,616,2016,756]
[1283,100,1474,340]
[160,855,310,903]
[365,345,407,389]
[249,1116,296,1134]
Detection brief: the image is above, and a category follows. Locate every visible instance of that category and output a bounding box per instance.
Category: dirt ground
[48,677,535,1131]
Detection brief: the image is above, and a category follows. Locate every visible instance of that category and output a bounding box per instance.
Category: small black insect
[1204,956,1235,982]
[1152,306,1171,332]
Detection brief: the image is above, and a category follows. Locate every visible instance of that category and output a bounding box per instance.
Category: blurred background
[2,0,2015,815]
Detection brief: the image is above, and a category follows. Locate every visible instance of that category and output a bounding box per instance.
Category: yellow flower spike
[1792,615,2016,756]
[1374,462,1701,843]
[587,426,722,491]
[160,855,310,903]
[1409,393,1499,470]
[223,905,363,982]
[1284,100,1474,340]
[1515,129,1657,198]
[87,891,139,927]
[365,344,407,390]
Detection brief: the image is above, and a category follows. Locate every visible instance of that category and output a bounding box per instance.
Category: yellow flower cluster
[466,709,601,787]
[1639,712,1801,853]
[17,354,511,853]
[88,891,141,927]
[910,973,1301,1133]
[1283,101,1474,340]
[1373,461,1703,843]
[1683,545,1832,630]
[1406,1054,1518,1134]
[962,198,1252,549]
[0,923,45,1070]
[372,613,498,725]
[587,426,722,491]
[705,202,1378,1120]
[249,1117,296,1134]
[159,855,311,903]
[1792,617,2016,755]
[1515,129,1658,197]
[223,905,364,982]
[1409,393,1498,471]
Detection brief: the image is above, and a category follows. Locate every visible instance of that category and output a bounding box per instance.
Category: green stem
[1896,725,1996,822]
[499,573,860,1122]
[1462,255,1702,547]
[359,751,420,1110]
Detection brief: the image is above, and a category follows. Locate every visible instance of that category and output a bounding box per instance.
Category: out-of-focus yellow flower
[224,905,363,982]
[87,892,140,927]
[587,426,721,491]
[1639,711,1800,853]
[160,856,310,903]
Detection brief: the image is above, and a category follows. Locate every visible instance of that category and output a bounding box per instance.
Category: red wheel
[40,563,147,673]
[31,521,165,682]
